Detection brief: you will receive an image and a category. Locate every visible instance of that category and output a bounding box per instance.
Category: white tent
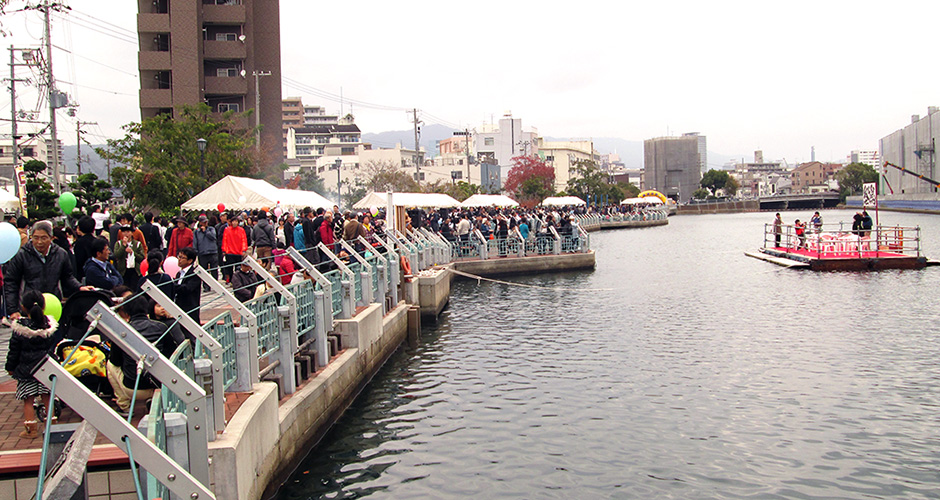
[541,196,586,206]
[0,189,20,211]
[181,175,333,212]
[352,192,461,209]
[641,196,664,205]
[460,194,519,207]
[620,197,648,205]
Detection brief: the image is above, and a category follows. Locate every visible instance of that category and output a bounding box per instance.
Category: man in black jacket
[3,220,89,319]
[301,207,323,264]
[73,216,97,281]
[251,211,275,270]
[107,294,183,415]
[83,237,123,290]
[172,247,202,325]
[139,212,163,259]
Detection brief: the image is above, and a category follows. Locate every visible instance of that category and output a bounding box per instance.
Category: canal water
[275,209,940,499]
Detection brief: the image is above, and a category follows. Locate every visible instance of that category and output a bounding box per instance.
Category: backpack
[293,223,306,251]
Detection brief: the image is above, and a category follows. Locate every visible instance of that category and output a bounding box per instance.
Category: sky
[3,0,940,165]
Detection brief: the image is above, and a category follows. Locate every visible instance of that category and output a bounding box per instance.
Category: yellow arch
[637,190,667,204]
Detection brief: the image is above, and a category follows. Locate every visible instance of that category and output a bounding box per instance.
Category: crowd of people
[2,200,619,438]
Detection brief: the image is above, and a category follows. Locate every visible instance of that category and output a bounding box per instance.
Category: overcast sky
[3,0,939,165]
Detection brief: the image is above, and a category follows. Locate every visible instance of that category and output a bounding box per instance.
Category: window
[341,147,355,155]
[216,67,239,77]
[218,103,239,112]
[484,137,494,146]
[545,156,554,162]
[216,33,237,42]
[21,147,34,157]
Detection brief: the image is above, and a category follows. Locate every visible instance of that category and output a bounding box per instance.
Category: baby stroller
[54,289,117,400]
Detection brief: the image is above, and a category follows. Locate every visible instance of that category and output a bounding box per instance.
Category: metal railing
[762,223,923,258]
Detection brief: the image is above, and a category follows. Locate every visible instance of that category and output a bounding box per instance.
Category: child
[4,290,58,438]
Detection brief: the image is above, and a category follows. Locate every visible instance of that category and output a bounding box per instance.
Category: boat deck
[752,246,929,271]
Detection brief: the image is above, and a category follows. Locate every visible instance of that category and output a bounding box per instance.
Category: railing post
[141,281,225,437]
[312,291,328,367]
[84,303,211,490]
[550,227,561,255]
[338,239,374,306]
[474,230,488,260]
[193,358,216,438]
[376,264,388,314]
[241,256,298,395]
[35,360,215,500]
[318,242,356,318]
[195,267,259,391]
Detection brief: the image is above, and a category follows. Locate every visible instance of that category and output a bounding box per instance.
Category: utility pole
[412,108,422,182]
[75,120,96,176]
[38,0,68,195]
[465,128,471,182]
[252,70,271,152]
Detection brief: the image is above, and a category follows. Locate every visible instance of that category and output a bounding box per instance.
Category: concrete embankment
[677,200,759,214]
[452,251,596,278]
[215,301,411,500]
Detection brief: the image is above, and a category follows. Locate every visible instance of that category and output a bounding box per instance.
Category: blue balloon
[0,222,19,264]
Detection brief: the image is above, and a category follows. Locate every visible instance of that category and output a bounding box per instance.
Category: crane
[881,161,940,194]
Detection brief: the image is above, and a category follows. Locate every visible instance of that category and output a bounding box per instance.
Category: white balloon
[0,222,19,264]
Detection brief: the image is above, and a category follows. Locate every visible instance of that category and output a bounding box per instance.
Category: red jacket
[167,227,193,257]
[221,224,248,255]
[319,220,335,246]
[277,256,296,285]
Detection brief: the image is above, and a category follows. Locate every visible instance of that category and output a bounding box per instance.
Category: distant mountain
[61,144,114,180]
[362,124,457,154]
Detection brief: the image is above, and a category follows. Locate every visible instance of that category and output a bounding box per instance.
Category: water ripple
[277,210,940,499]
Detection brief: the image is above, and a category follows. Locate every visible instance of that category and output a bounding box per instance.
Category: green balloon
[58,192,77,214]
[42,293,62,321]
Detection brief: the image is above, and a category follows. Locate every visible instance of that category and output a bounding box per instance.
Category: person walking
[220,217,247,283]
[112,226,145,291]
[167,218,194,258]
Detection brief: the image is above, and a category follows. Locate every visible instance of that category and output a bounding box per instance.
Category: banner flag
[862,182,877,208]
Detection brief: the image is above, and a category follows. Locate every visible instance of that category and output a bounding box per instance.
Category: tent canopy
[541,196,586,206]
[460,194,519,208]
[181,175,333,212]
[0,189,19,211]
[621,196,663,205]
[353,192,461,209]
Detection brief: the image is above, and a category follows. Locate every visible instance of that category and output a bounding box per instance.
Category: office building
[643,133,705,202]
[136,0,283,165]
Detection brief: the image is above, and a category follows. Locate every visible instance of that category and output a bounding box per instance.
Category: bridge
[759,193,841,210]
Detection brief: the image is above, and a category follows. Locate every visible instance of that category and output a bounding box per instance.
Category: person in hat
[193,215,219,291]
[167,218,193,258]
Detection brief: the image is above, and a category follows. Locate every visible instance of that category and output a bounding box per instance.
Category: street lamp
[334,158,342,208]
[196,137,207,179]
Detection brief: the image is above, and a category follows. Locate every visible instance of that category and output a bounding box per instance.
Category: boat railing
[763,223,922,258]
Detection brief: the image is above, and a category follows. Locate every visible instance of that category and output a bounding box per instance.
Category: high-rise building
[136,0,283,165]
[880,107,939,196]
[850,150,880,168]
[643,133,705,202]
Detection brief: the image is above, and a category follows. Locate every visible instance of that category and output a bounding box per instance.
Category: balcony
[203,4,245,24]
[138,51,171,71]
[203,40,246,60]
[139,88,172,109]
[137,13,170,32]
[204,76,247,95]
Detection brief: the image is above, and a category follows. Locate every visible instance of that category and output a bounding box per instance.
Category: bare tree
[356,160,421,192]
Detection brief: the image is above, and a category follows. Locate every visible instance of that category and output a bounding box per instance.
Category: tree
[504,155,555,206]
[357,160,420,193]
[97,104,260,213]
[67,173,112,216]
[23,160,58,220]
[692,188,710,200]
[835,162,877,202]
[566,159,621,204]
[618,182,640,198]
[723,175,740,196]
[701,169,733,195]
[296,168,326,196]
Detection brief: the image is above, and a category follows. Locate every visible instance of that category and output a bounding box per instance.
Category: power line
[52,44,137,77]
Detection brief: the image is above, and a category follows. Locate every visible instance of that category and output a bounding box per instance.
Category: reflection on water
[276,210,940,499]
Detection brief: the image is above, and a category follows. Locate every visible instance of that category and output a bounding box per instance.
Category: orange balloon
[261,206,270,212]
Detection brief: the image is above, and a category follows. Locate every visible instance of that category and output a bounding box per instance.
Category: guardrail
[763,223,923,258]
